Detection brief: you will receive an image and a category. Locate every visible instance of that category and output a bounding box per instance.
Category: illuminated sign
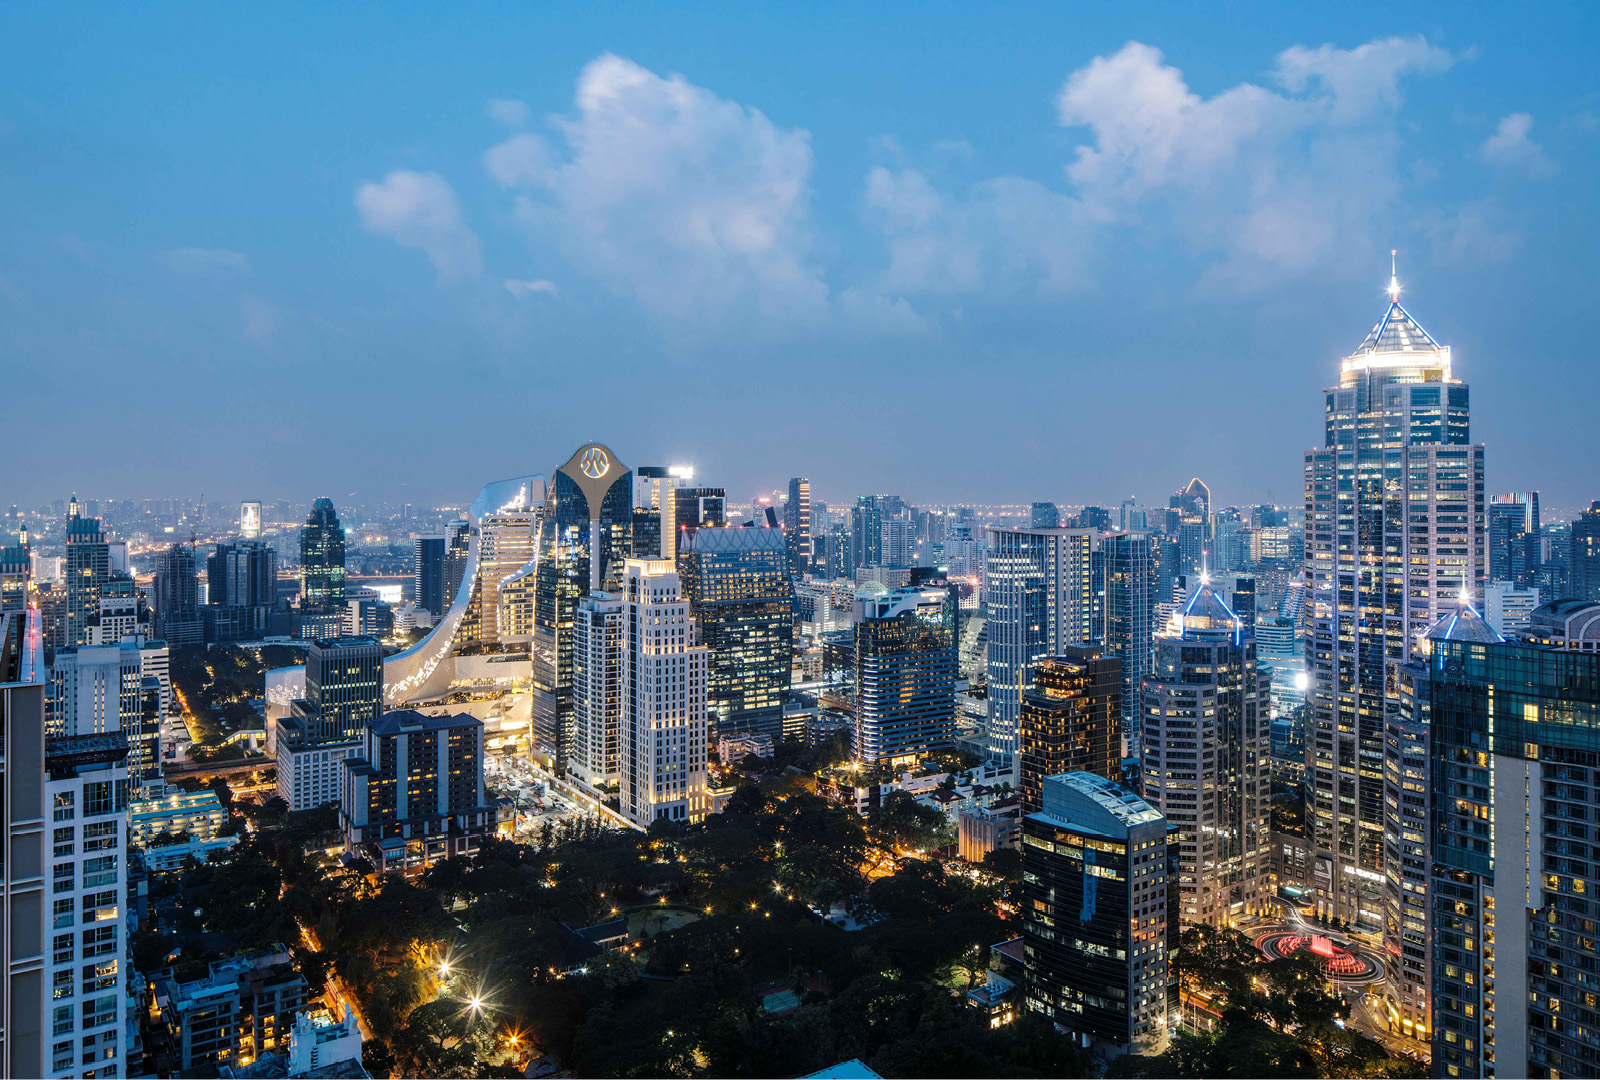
[579,447,610,480]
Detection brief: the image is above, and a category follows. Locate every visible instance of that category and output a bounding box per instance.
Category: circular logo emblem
[579,447,610,480]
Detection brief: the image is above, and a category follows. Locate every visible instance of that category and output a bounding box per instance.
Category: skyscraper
[1,610,47,1080]
[852,578,957,764]
[617,559,709,826]
[1140,581,1271,928]
[572,592,624,788]
[1022,771,1175,1058]
[239,500,263,540]
[1488,492,1540,586]
[784,477,812,578]
[1030,502,1061,529]
[152,543,202,648]
[299,498,347,611]
[1103,531,1156,745]
[677,526,794,740]
[1570,500,1600,603]
[303,636,383,743]
[412,534,447,617]
[534,443,633,773]
[63,504,110,648]
[1304,269,1486,929]
[1018,647,1120,814]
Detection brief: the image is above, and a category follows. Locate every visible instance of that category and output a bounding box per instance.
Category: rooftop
[1422,599,1504,645]
[1353,299,1443,356]
[368,709,481,736]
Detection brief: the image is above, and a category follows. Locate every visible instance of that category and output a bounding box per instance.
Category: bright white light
[1295,672,1309,692]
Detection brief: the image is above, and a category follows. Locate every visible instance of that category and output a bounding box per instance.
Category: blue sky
[3,2,1597,513]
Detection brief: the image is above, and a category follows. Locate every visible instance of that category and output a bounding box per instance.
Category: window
[84,821,117,852]
[54,897,75,928]
[54,826,76,857]
[53,969,73,999]
[53,1005,74,1036]
[53,863,75,893]
[54,933,74,965]
[54,790,75,822]
[82,856,117,888]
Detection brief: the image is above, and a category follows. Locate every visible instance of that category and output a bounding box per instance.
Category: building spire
[1388,249,1400,303]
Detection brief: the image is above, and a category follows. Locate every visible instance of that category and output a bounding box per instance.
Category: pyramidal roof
[1422,599,1503,644]
[1354,300,1442,356]
[1177,580,1242,639]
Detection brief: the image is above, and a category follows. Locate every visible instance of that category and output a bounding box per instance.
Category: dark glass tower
[852,579,957,763]
[533,443,633,773]
[63,504,110,647]
[413,534,446,616]
[299,498,347,611]
[304,636,384,743]
[784,477,812,578]
[1019,646,1120,814]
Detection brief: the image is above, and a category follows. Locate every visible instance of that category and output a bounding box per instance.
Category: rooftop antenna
[1388,249,1400,303]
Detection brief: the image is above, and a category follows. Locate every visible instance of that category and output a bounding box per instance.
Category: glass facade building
[299,498,346,612]
[1019,647,1120,814]
[852,580,957,763]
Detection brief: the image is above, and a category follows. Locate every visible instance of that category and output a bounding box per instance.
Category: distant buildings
[1570,500,1600,603]
[617,560,710,827]
[1484,579,1540,637]
[677,525,793,742]
[785,477,812,578]
[852,578,957,764]
[1021,771,1175,1057]
[299,498,346,612]
[412,533,447,616]
[63,504,111,648]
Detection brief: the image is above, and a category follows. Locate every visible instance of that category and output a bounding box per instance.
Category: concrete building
[2,610,48,1079]
[1484,579,1540,637]
[571,592,624,788]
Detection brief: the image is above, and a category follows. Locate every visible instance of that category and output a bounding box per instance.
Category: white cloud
[1053,37,1456,279]
[487,98,532,128]
[485,54,826,327]
[504,278,557,297]
[1481,113,1554,176]
[1422,199,1519,265]
[354,170,482,281]
[158,247,249,274]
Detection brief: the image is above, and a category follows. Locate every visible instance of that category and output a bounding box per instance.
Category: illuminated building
[1,542,29,612]
[48,641,163,786]
[1571,500,1600,603]
[1488,492,1540,586]
[298,498,346,611]
[572,592,623,787]
[1030,503,1060,529]
[63,503,111,648]
[412,534,447,616]
[852,577,957,764]
[239,500,262,540]
[1483,579,1540,637]
[2,611,47,1080]
[152,543,202,648]
[1021,771,1175,1057]
[1304,264,1486,930]
[785,477,812,578]
[617,560,709,826]
[677,525,793,741]
[340,710,499,875]
[1019,647,1119,814]
[1140,582,1271,928]
[533,444,632,773]
[302,636,382,743]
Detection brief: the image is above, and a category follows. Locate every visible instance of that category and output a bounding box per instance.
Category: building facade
[1018,647,1119,814]
[2,610,47,1080]
[852,580,957,764]
[299,499,347,612]
[571,592,624,788]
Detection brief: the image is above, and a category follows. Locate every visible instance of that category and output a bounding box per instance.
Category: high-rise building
[49,641,163,787]
[1,610,47,1080]
[442,519,469,616]
[1,541,30,613]
[617,560,709,826]
[1140,582,1271,928]
[473,509,537,646]
[677,526,793,741]
[851,496,902,571]
[1022,771,1175,1058]
[302,636,383,743]
[784,478,812,578]
[1426,604,1600,1078]
[637,466,694,560]
[1488,492,1540,586]
[299,499,346,612]
[672,487,726,538]
[1168,478,1212,579]
[239,500,263,541]
[207,541,277,609]
[1484,579,1540,637]
[412,534,447,617]
[1570,500,1600,603]
[983,527,1107,766]
[152,543,202,648]
[1303,270,1486,929]
[852,579,957,764]
[534,444,633,773]
[1030,502,1060,529]
[1103,532,1156,745]
[880,512,916,570]
[340,710,499,876]
[1018,647,1119,814]
[572,592,624,788]
[63,506,110,648]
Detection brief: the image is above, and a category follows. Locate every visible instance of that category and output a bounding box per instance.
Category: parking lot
[486,753,589,842]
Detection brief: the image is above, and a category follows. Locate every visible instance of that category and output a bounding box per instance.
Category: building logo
[579,447,610,480]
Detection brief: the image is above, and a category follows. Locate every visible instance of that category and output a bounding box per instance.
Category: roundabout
[1257,931,1382,983]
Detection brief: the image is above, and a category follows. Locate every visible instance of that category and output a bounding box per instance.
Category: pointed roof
[1175,580,1242,639]
[1422,599,1503,644]
[1354,300,1442,356]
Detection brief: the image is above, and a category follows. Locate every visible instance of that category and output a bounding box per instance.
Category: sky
[3,2,1598,514]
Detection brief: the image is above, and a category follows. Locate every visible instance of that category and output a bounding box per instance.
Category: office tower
[207,541,277,608]
[784,478,812,578]
[1488,492,1540,586]
[631,506,661,561]
[292,636,380,745]
[299,498,346,611]
[1,542,29,612]
[340,710,498,875]
[1022,771,1175,1057]
[1078,506,1112,532]
[63,505,110,648]
[239,500,263,540]
[152,543,202,647]
[852,579,957,764]
[825,519,853,581]
[1484,580,1540,637]
[984,527,1107,765]
[851,495,897,571]
[1104,532,1156,744]
[1177,572,1256,626]
[441,518,470,613]
[1426,603,1600,1077]
[571,592,623,787]
[1141,582,1271,928]
[86,575,148,646]
[412,535,447,616]
[534,444,633,773]
[473,508,537,646]
[677,526,793,741]
[1212,509,1248,572]
[617,560,709,826]
[1167,478,1211,579]
[48,640,164,787]
[1303,271,1486,929]
[1019,647,1119,813]
[1030,502,1060,529]
[637,466,693,560]
[1119,499,1148,533]
[2,610,47,1079]
[1571,501,1600,603]
[673,486,726,538]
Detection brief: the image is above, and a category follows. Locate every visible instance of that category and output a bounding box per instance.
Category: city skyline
[4,4,1598,508]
